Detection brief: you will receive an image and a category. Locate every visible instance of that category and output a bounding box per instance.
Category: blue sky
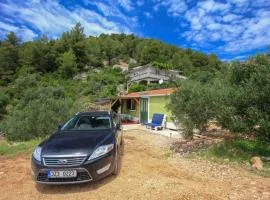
[0,0,270,60]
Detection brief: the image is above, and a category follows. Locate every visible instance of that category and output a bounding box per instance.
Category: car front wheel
[112,147,120,175]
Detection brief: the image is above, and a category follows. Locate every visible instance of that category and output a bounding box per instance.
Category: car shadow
[36,140,125,195]
[36,175,116,194]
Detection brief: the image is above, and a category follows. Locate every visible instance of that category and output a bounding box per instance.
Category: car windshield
[61,115,112,131]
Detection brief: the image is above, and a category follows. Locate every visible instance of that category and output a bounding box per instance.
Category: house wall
[129,66,172,83]
[121,96,173,123]
[149,96,172,122]
[121,99,140,118]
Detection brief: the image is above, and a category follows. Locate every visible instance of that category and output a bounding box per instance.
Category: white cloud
[154,0,188,16]
[144,12,153,18]
[0,0,134,41]
[153,0,269,55]
[193,33,205,42]
[206,23,222,30]
[0,21,18,32]
[198,0,230,13]
[88,1,137,30]
[229,0,270,8]
[118,0,134,11]
[184,8,205,30]
[232,54,248,60]
[211,32,221,41]
[93,2,119,17]
[0,21,37,41]
[229,0,248,4]
[224,15,270,52]
[222,13,241,22]
[17,27,38,41]
[172,0,270,53]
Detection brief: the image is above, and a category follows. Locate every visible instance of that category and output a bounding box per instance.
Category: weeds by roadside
[0,138,43,156]
[195,139,270,176]
[200,139,269,161]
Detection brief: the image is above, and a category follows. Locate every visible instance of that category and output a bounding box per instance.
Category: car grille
[37,169,92,183]
[43,156,86,167]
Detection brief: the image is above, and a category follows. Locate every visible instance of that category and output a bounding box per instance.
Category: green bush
[58,49,78,78]
[0,138,43,156]
[0,92,9,116]
[169,80,219,137]
[84,68,125,98]
[169,54,270,141]
[202,139,270,162]
[12,73,41,98]
[19,86,65,107]
[128,83,147,92]
[1,87,74,141]
[2,97,73,141]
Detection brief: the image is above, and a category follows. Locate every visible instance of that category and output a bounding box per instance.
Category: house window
[127,99,136,110]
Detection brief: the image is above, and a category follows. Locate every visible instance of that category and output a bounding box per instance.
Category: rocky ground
[0,130,269,200]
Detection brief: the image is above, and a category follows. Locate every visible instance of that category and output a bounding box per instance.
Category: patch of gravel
[0,129,269,200]
[169,135,225,155]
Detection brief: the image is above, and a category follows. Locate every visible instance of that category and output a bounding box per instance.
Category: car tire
[120,136,123,145]
[112,147,120,175]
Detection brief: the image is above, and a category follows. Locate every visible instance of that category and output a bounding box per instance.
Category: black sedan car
[31,111,123,184]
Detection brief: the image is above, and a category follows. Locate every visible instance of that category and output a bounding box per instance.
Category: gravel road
[0,130,269,200]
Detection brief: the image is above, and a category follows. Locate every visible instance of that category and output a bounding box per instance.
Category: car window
[62,115,112,131]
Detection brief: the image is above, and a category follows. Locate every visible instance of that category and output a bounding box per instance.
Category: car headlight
[88,144,114,160]
[33,147,42,162]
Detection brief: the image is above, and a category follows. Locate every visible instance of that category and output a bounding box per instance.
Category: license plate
[48,170,77,178]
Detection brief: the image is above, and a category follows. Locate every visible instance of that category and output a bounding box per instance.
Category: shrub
[19,86,65,107]
[0,92,9,116]
[128,83,147,92]
[2,96,73,141]
[12,73,41,98]
[169,54,270,141]
[58,49,78,78]
[0,138,43,156]
[202,139,270,162]
[84,68,125,98]
[169,80,218,136]
[1,86,75,141]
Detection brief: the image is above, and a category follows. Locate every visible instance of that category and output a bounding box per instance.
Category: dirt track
[0,130,269,200]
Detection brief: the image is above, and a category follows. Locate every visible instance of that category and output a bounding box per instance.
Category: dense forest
[0,23,221,85]
[0,23,269,143]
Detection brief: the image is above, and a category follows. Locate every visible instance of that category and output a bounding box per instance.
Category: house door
[140,98,148,124]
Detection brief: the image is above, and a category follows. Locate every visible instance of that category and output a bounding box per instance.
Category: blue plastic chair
[145,113,164,129]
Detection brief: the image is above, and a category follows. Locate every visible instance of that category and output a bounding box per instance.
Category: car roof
[75,111,115,116]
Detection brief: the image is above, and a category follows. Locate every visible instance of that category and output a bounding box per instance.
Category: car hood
[41,130,113,156]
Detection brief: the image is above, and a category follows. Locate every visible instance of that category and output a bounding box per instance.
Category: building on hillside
[127,64,186,86]
[119,88,179,129]
[88,98,120,112]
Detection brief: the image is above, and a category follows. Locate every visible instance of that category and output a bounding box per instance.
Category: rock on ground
[250,156,264,171]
